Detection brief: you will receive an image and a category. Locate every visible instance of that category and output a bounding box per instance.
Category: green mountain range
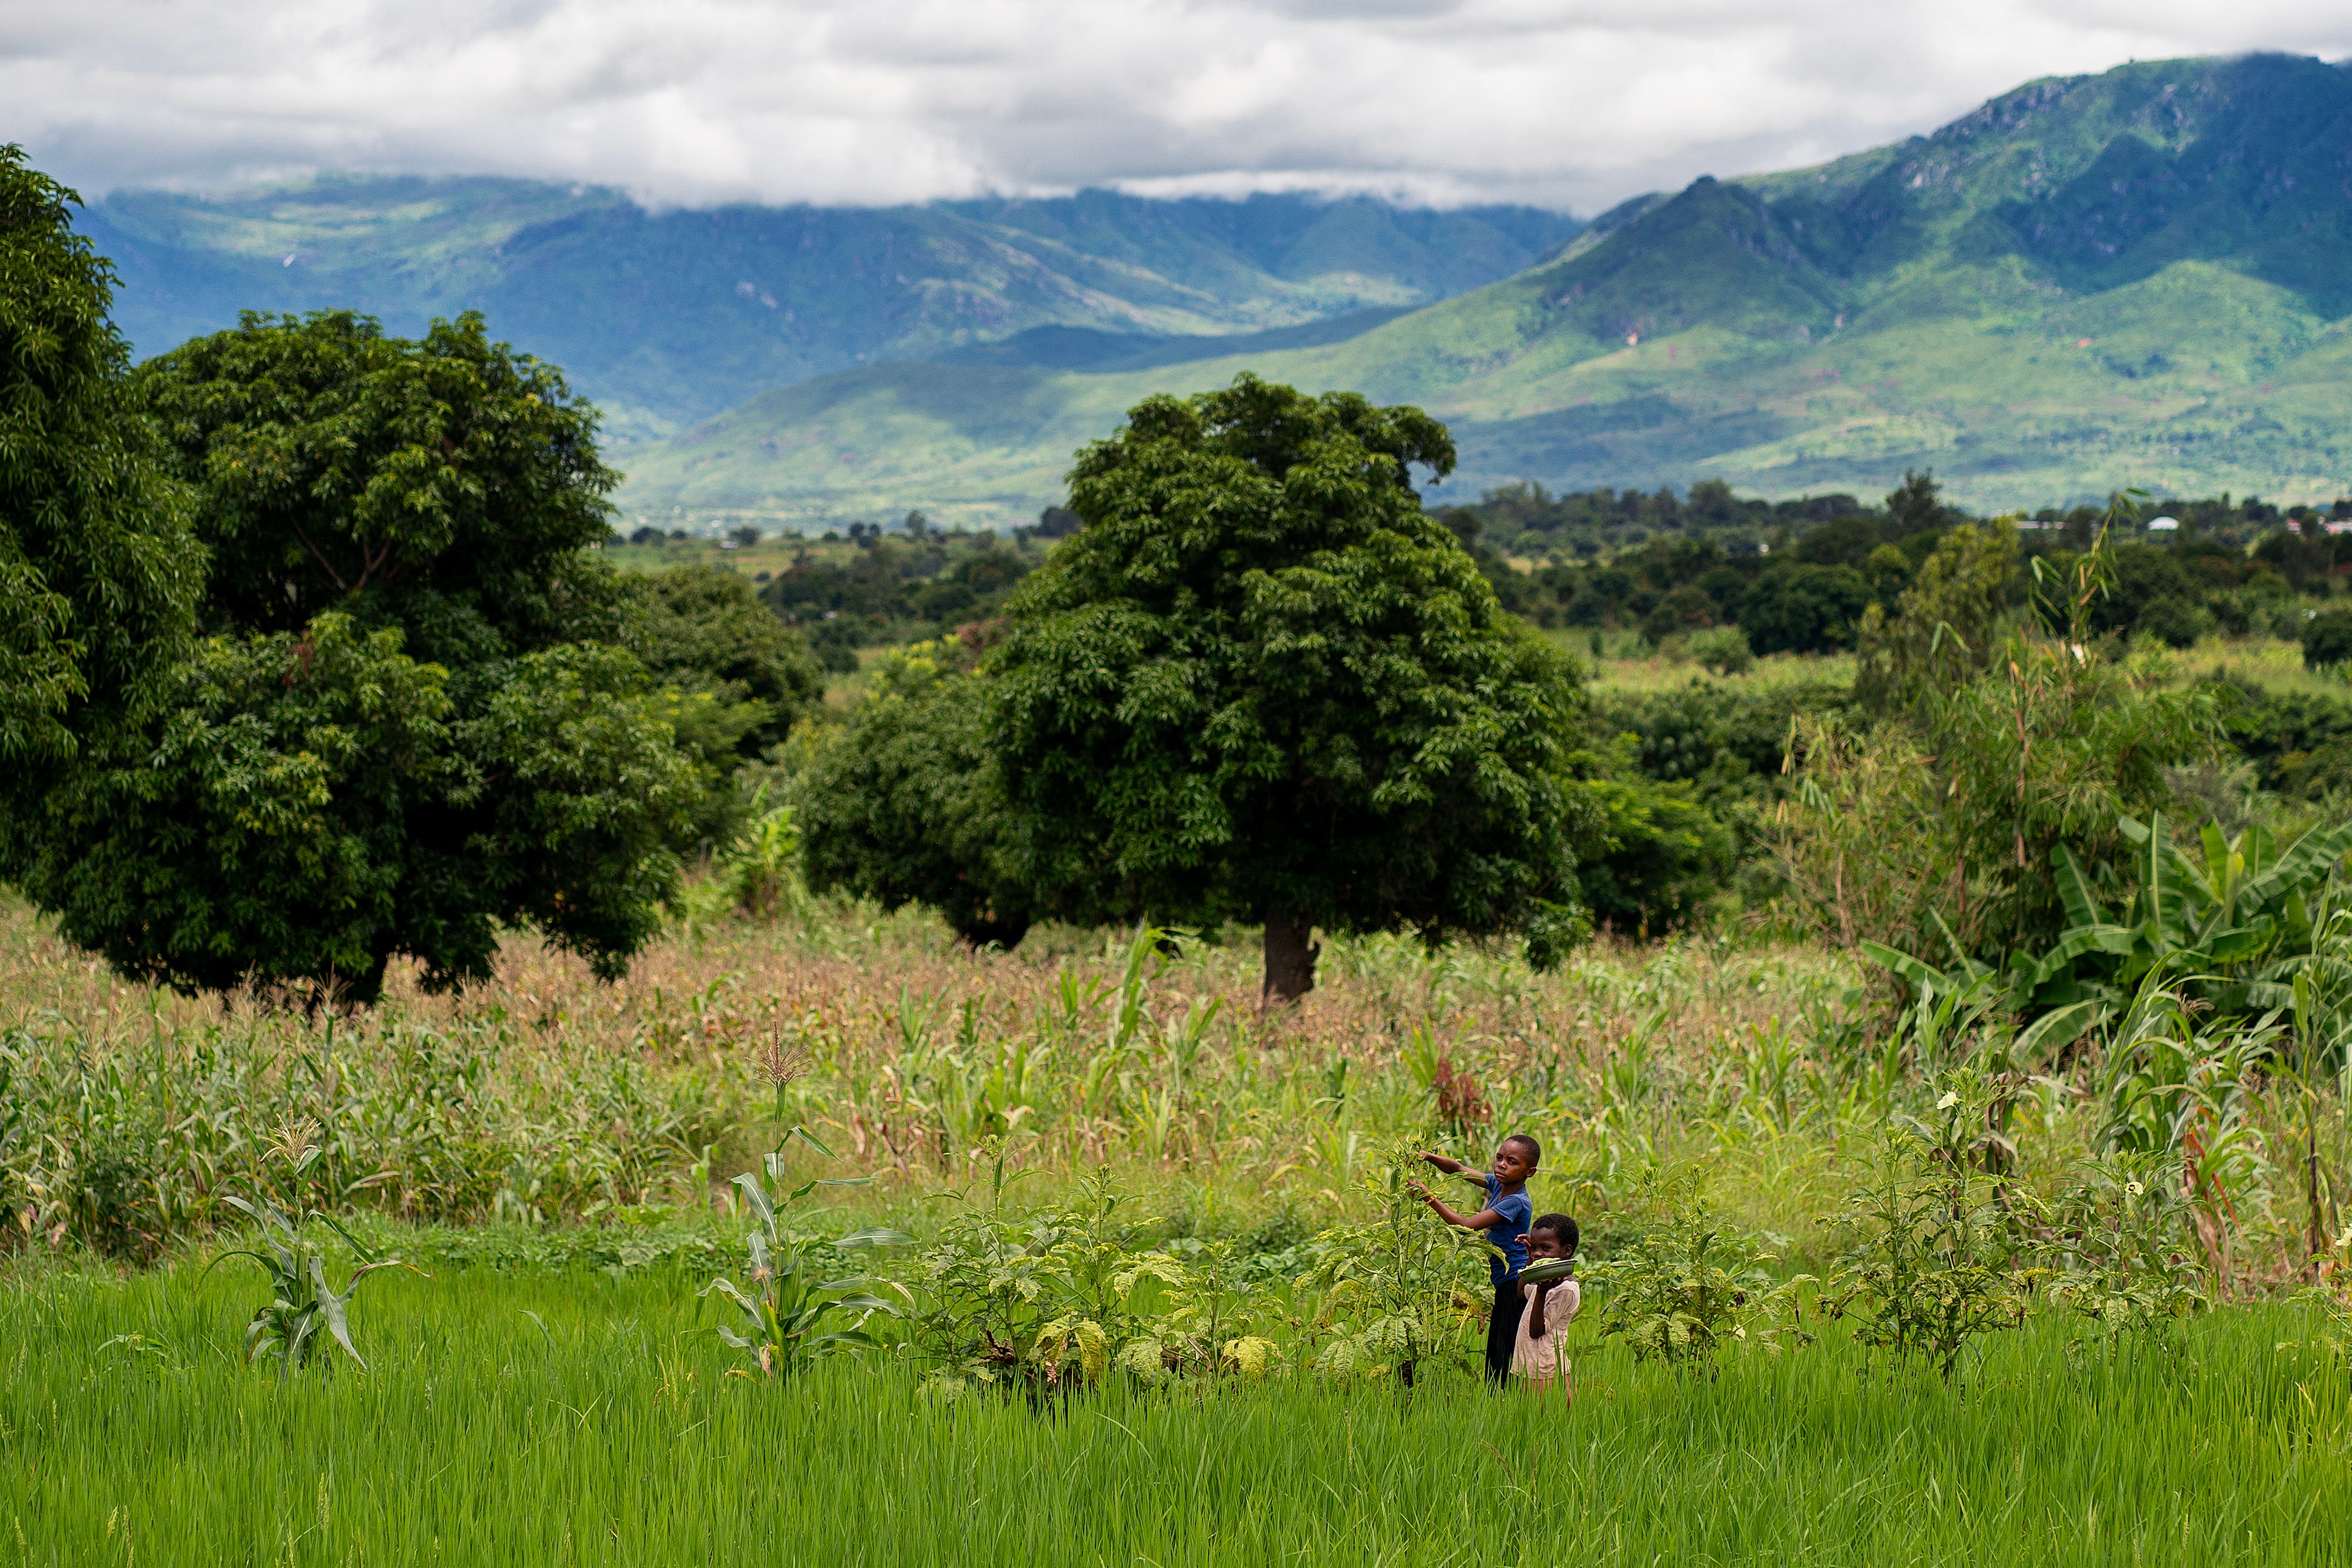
[616,52,2352,527]
[81,182,1581,443]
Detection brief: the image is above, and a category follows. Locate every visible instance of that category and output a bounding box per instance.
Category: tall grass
[6,1261,2348,1564]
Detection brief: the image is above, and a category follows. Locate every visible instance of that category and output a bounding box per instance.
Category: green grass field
[8,1260,2348,1566]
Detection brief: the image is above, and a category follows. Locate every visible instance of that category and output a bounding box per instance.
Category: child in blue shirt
[1407,1133,1540,1384]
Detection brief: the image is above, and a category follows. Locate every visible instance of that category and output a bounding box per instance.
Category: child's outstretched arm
[1404,1177,1502,1234]
[1417,1151,1493,1191]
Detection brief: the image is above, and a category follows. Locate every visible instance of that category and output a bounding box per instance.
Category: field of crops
[7,898,2352,1563]
[11,1265,2352,1565]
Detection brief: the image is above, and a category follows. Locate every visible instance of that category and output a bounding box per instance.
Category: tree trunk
[1261,912,1320,1008]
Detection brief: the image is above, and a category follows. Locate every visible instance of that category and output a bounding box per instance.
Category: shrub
[1687,626,1753,676]
[1577,766,1738,935]
[798,649,1041,948]
[2135,594,2210,649]
[2304,607,2352,669]
[1740,563,1872,656]
[1585,1172,1806,1374]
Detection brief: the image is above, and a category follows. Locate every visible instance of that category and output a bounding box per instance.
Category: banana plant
[1861,812,2352,1061]
[700,1129,911,1381]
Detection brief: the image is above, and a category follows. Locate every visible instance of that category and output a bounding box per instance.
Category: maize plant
[700,1131,910,1381]
[204,1193,412,1380]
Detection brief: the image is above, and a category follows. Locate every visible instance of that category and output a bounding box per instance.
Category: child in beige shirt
[1513,1213,1579,1406]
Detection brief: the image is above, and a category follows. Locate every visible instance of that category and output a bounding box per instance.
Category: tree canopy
[799,643,1041,949]
[988,374,1597,1002]
[0,147,200,858]
[12,308,699,1004]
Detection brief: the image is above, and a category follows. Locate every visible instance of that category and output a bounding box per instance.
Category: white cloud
[6,0,2349,210]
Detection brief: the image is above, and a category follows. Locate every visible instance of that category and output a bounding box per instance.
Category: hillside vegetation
[617,53,2352,525]
[83,182,1581,443]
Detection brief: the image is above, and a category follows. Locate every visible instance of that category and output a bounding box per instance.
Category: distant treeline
[1437,473,2352,559]
[1441,473,2352,655]
[717,474,2352,667]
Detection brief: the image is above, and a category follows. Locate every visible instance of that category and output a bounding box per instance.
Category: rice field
[6,1261,2349,1566]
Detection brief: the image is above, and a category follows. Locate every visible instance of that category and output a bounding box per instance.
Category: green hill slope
[617,53,2352,524]
[80,182,1582,443]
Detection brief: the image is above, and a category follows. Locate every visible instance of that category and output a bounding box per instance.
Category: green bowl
[1518,1259,1577,1283]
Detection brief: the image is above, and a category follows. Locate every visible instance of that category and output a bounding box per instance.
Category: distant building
[2147,516,2180,532]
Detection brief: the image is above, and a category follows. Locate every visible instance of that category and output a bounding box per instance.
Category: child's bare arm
[1418,1151,1491,1192]
[1528,1279,1551,1340]
[1406,1179,1501,1233]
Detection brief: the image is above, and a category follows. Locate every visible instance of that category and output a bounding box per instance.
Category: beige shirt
[1513,1277,1579,1378]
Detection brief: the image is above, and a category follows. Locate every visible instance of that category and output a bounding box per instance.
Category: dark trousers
[1485,1278,1525,1384]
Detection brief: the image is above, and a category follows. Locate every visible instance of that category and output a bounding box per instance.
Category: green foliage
[627,563,825,849]
[1740,563,1872,656]
[720,789,818,921]
[2304,607,2352,669]
[39,614,454,1001]
[762,536,1035,653]
[907,1171,1156,1394]
[630,564,823,758]
[1576,752,1738,935]
[11,309,703,1001]
[1853,521,2020,710]
[1687,626,1753,676]
[135,309,621,659]
[800,646,1038,948]
[1822,1081,2040,1382]
[0,147,201,868]
[990,374,1599,996]
[204,1193,410,1380]
[700,1132,909,1381]
[2137,595,2213,649]
[1889,654,2211,957]
[1294,1158,1487,1381]
[2218,683,2352,798]
[2045,1151,2211,1356]
[1585,1172,1803,1373]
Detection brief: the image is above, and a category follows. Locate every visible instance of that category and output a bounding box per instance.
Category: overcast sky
[9,1,2350,212]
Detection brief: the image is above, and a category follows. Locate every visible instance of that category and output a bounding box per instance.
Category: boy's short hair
[1500,1132,1541,1165]
[1530,1212,1579,1256]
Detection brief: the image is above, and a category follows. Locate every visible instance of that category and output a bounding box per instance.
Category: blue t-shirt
[1482,1173,1533,1285]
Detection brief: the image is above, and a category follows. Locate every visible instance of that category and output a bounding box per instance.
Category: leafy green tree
[627,563,827,848]
[988,374,1598,1002]
[2303,607,2352,669]
[15,310,699,1004]
[1576,762,1736,935]
[1741,562,1871,656]
[1853,520,2019,711]
[136,310,620,656]
[41,617,695,999]
[799,646,1039,948]
[1884,469,1956,539]
[2134,594,2210,649]
[629,564,824,757]
[0,148,201,859]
